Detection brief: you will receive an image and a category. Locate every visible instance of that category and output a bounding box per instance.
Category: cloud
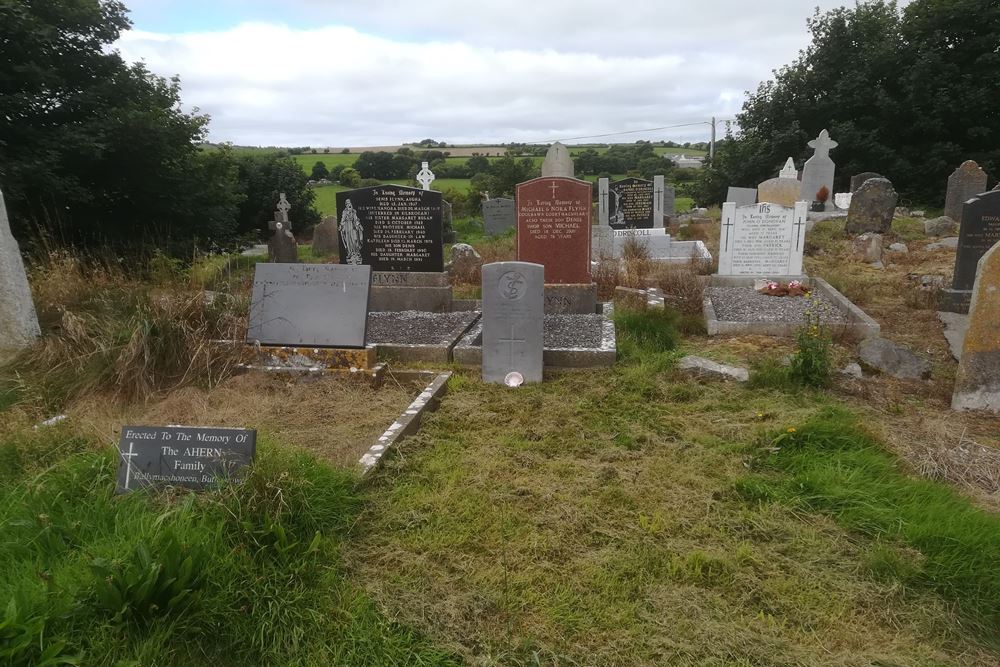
[116,1,856,146]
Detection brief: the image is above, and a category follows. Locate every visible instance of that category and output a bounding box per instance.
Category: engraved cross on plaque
[499,322,525,366]
[722,216,735,251]
[120,441,139,490]
[548,181,559,199]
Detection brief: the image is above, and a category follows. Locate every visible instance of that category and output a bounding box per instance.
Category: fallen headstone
[858,337,931,379]
[678,356,749,383]
[924,216,958,237]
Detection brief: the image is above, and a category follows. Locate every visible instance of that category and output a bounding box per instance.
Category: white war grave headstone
[799,129,838,210]
[0,188,40,353]
[481,261,544,385]
[416,161,436,190]
[718,201,808,276]
[541,142,575,178]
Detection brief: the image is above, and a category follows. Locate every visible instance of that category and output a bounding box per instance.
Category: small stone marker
[116,425,256,493]
[416,161,436,190]
[850,172,883,193]
[516,176,592,284]
[834,193,853,210]
[267,192,298,263]
[0,187,40,352]
[247,263,372,347]
[483,197,516,235]
[311,215,339,256]
[952,241,1000,412]
[726,187,758,207]
[540,142,575,178]
[944,160,988,222]
[845,178,898,234]
[799,129,838,210]
[336,185,443,272]
[607,177,656,229]
[757,158,800,207]
[718,201,808,276]
[481,261,544,384]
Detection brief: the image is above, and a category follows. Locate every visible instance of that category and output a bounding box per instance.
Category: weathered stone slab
[116,425,255,493]
[952,241,1000,411]
[247,263,371,347]
[372,271,449,287]
[944,160,988,222]
[336,185,443,272]
[678,356,749,382]
[540,142,574,178]
[858,337,930,379]
[726,187,758,207]
[483,197,516,235]
[718,202,807,276]
[311,216,339,256]
[516,176,592,284]
[0,188,40,352]
[482,262,544,384]
[850,172,883,193]
[799,129,837,210]
[845,178,898,234]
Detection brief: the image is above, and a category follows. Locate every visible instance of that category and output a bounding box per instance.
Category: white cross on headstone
[807,130,838,158]
[779,157,798,179]
[121,441,139,490]
[275,192,291,223]
[416,161,435,190]
[549,181,559,199]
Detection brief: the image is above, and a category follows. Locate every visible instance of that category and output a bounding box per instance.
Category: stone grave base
[938,288,971,314]
[703,275,879,339]
[242,344,378,371]
[370,271,452,312]
[453,307,616,369]
[367,311,480,363]
[544,283,598,314]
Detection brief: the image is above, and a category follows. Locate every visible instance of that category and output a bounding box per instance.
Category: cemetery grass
[350,320,1000,666]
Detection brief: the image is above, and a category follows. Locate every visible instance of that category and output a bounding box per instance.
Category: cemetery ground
[1,220,999,665]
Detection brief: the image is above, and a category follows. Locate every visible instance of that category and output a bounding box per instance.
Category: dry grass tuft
[651,260,705,315]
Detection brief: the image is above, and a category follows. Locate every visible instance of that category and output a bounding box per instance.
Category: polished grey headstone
[247,263,371,348]
[482,261,544,384]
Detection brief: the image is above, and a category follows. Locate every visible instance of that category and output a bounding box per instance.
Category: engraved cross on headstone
[499,322,525,365]
[548,181,559,199]
[807,130,838,158]
[779,157,798,179]
[722,215,735,251]
[793,213,806,251]
[416,161,435,190]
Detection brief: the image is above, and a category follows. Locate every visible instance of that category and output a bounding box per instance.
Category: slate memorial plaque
[952,190,1000,291]
[483,198,516,235]
[718,201,808,276]
[481,261,544,384]
[609,178,655,229]
[247,263,371,348]
[336,185,443,272]
[116,425,256,493]
[516,177,592,284]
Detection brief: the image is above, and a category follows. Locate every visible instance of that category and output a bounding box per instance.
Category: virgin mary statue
[339,199,364,264]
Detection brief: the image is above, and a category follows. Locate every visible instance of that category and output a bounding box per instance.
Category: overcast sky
[117,0,860,147]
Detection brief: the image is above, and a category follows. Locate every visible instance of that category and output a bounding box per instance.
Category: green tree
[466,155,490,175]
[235,154,319,237]
[311,161,329,180]
[485,156,539,197]
[339,167,361,188]
[0,0,243,252]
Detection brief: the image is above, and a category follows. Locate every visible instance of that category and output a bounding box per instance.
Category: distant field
[294,153,357,172]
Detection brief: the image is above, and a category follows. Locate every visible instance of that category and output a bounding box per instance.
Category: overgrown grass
[739,406,1000,644]
[613,307,681,360]
[0,426,461,666]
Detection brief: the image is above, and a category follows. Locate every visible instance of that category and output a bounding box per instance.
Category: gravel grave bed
[706,287,849,324]
[465,315,605,349]
[367,311,479,345]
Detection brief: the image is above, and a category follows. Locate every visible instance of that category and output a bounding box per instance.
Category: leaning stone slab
[678,356,749,382]
[952,241,1000,411]
[944,160,987,223]
[0,188,40,352]
[858,337,931,379]
[924,216,958,237]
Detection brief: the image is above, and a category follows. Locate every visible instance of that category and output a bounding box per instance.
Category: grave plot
[703,276,879,339]
[366,310,480,362]
[453,308,616,368]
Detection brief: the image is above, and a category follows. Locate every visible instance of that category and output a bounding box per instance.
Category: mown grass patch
[740,406,1000,645]
[0,427,460,666]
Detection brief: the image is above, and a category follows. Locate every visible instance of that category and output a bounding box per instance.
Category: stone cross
[275,192,291,224]
[800,129,838,210]
[416,161,435,190]
[807,129,838,157]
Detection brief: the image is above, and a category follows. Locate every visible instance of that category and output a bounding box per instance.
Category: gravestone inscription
[517,177,592,284]
[483,198,516,235]
[609,177,655,229]
[247,263,372,348]
[336,185,443,272]
[481,261,544,384]
[718,201,808,276]
[116,425,256,493]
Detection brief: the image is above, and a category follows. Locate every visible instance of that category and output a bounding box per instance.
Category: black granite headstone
[336,185,444,272]
[953,190,1000,291]
[609,177,655,229]
[116,425,256,494]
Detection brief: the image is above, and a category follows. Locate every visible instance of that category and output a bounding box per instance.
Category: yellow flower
[787,427,797,433]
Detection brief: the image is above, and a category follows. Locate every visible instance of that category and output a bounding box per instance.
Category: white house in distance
[669,154,704,169]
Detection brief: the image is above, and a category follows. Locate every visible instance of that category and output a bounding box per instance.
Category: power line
[523,118,736,145]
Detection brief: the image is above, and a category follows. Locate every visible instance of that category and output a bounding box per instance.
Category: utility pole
[709,116,716,161]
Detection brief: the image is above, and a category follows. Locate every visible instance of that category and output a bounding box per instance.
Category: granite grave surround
[940,190,1000,314]
[703,275,880,339]
[367,311,480,363]
[369,270,453,312]
[591,227,712,267]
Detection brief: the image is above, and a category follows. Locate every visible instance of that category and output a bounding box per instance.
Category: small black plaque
[116,425,256,493]
[609,177,655,229]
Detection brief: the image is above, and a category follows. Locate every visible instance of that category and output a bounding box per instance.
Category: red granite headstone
[516,177,592,284]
